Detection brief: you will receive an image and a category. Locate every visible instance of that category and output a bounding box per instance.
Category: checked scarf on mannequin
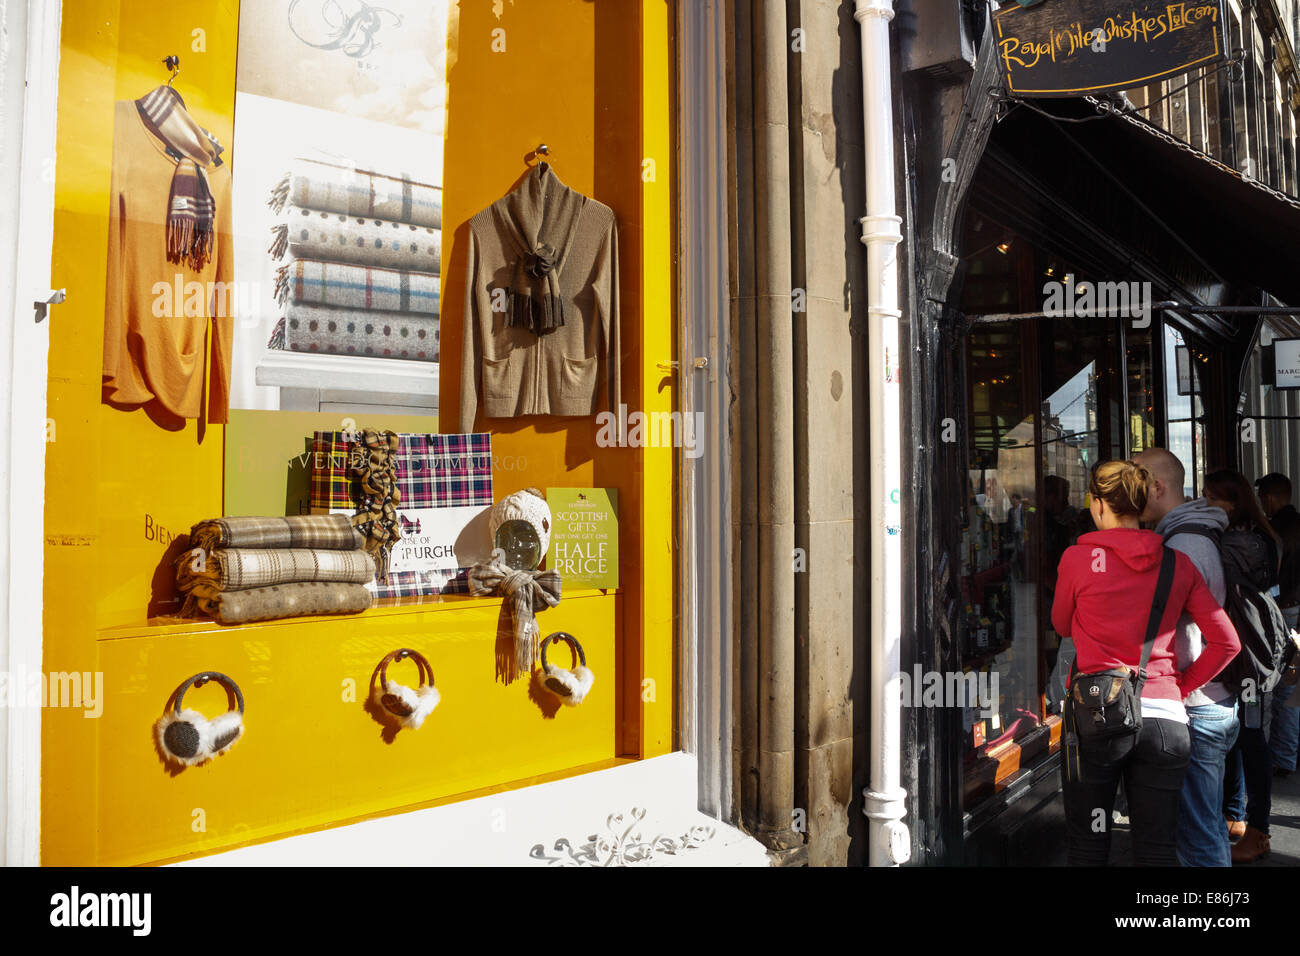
[468,562,562,675]
[134,85,224,272]
[349,429,402,581]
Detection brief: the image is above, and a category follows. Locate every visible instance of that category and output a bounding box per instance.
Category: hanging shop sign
[993,0,1226,97]
[1175,345,1194,395]
[1271,338,1300,390]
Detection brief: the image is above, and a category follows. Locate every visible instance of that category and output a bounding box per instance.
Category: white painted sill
[170,752,770,867]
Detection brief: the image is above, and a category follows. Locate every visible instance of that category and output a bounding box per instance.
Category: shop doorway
[955,220,1161,808]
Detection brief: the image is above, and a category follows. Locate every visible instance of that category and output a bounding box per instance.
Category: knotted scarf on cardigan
[349,429,402,580]
[494,163,587,336]
[468,562,563,675]
[134,85,224,272]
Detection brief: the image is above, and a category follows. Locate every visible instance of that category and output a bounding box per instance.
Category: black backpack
[1166,526,1290,698]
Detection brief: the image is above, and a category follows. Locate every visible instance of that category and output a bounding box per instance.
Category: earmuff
[155,672,245,768]
[373,649,440,729]
[539,632,594,706]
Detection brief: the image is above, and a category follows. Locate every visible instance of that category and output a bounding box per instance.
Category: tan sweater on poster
[102,100,234,423]
[459,164,620,433]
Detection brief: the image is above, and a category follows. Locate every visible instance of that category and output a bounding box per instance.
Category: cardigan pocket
[549,353,598,413]
[483,351,526,413]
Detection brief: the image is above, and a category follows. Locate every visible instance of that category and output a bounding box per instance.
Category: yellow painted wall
[43,0,239,865]
[441,0,676,764]
[42,0,674,865]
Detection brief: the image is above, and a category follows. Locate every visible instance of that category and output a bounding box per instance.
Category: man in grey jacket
[1134,448,1238,866]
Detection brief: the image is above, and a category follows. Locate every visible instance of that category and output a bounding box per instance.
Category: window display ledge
[255,349,439,396]
[168,751,771,868]
[97,588,618,641]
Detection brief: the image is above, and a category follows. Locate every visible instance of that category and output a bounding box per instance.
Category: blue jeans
[1177,701,1240,867]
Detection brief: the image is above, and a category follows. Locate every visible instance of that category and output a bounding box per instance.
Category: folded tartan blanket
[275,258,440,315]
[271,206,441,274]
[269,159,442,229]
[177,547,376,593]
[283,303,438,363]
[189,514,364,553]
[194,582,374,625]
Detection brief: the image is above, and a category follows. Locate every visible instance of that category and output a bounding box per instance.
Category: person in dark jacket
[1255,473,1300,778]
[1053,460,1240,866]
[1207,470,1281,863]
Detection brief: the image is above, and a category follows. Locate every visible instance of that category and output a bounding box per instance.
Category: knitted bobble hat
[489,487,552,561]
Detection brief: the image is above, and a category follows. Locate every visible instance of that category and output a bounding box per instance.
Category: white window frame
[0,0,62,867]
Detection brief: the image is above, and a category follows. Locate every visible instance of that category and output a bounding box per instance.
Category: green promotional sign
[546,488,619,590]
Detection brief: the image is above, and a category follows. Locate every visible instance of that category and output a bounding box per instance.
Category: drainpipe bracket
[863,786,911,864]
[859,214,903,248]
[853,0,896,23]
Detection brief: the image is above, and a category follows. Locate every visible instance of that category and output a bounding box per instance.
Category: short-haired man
[1134,448,1237,866]
[1255,473,1300,776]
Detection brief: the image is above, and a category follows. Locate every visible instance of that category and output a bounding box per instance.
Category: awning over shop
[987,96,1300,308]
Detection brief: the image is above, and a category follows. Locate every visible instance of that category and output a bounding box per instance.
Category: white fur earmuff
[374,649,440,730]
[540,632,594,706]
[155,673,245,769]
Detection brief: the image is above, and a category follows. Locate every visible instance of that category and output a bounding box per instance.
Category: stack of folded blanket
[176,514,376,624]
[266,158,442,363]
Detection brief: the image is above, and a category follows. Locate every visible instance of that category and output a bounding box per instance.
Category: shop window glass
[1127,327,1157,455]
[962,320,1041,802]
[958,223,1136,806]
[1164,324,1206,498]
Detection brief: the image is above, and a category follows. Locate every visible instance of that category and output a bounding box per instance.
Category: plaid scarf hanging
[135,85,224,272]
[349,429,403,580]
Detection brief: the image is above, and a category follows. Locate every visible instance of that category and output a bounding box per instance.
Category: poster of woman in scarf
[228,0,450,413]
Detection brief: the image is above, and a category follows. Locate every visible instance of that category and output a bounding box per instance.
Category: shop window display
[44,0,668,866]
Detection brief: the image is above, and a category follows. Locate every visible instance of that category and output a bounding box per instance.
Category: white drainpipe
[854,0,910,867]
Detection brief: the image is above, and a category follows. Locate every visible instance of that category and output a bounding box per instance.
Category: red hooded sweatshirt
[1051,528,1240,701]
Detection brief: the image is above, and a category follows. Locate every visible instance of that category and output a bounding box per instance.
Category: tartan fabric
[269,159,443,229]
[368,568,472,600]
[200,548,375,591]
[311,434,354,511]
[309,432,493,511]
[190,514,364,553]
[394,433,493,509]
[134,86,222,272]
[275,258,440,314]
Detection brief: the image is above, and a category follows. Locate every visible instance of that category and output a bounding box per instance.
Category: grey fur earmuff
[373,648,440,730]
[539,632,594,706]
[155,672,245,768]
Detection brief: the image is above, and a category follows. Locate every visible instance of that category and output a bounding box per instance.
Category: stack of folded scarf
[266,158,442,363]
[176,514,377,625]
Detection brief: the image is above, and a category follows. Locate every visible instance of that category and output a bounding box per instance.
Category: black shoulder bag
[1066,546,1177,747]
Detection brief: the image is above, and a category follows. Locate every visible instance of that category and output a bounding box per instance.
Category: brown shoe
[1231,826,1270,864]
[1227,819,1246,841]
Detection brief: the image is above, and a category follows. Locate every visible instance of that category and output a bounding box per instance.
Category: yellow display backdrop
[42,0,675,865]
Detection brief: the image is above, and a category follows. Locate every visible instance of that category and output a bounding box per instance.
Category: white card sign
[1274,338,1300,390]
[331,505,492,574]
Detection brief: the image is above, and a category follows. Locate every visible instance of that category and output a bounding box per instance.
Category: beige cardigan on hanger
[458,163,621,433]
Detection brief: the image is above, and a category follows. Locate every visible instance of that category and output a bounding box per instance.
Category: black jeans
[1225,697,1274,834]
[1063,715,1191,866]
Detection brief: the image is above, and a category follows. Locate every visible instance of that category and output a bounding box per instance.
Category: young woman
[1205,469,1281,863]
[1052,460,1240,866]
